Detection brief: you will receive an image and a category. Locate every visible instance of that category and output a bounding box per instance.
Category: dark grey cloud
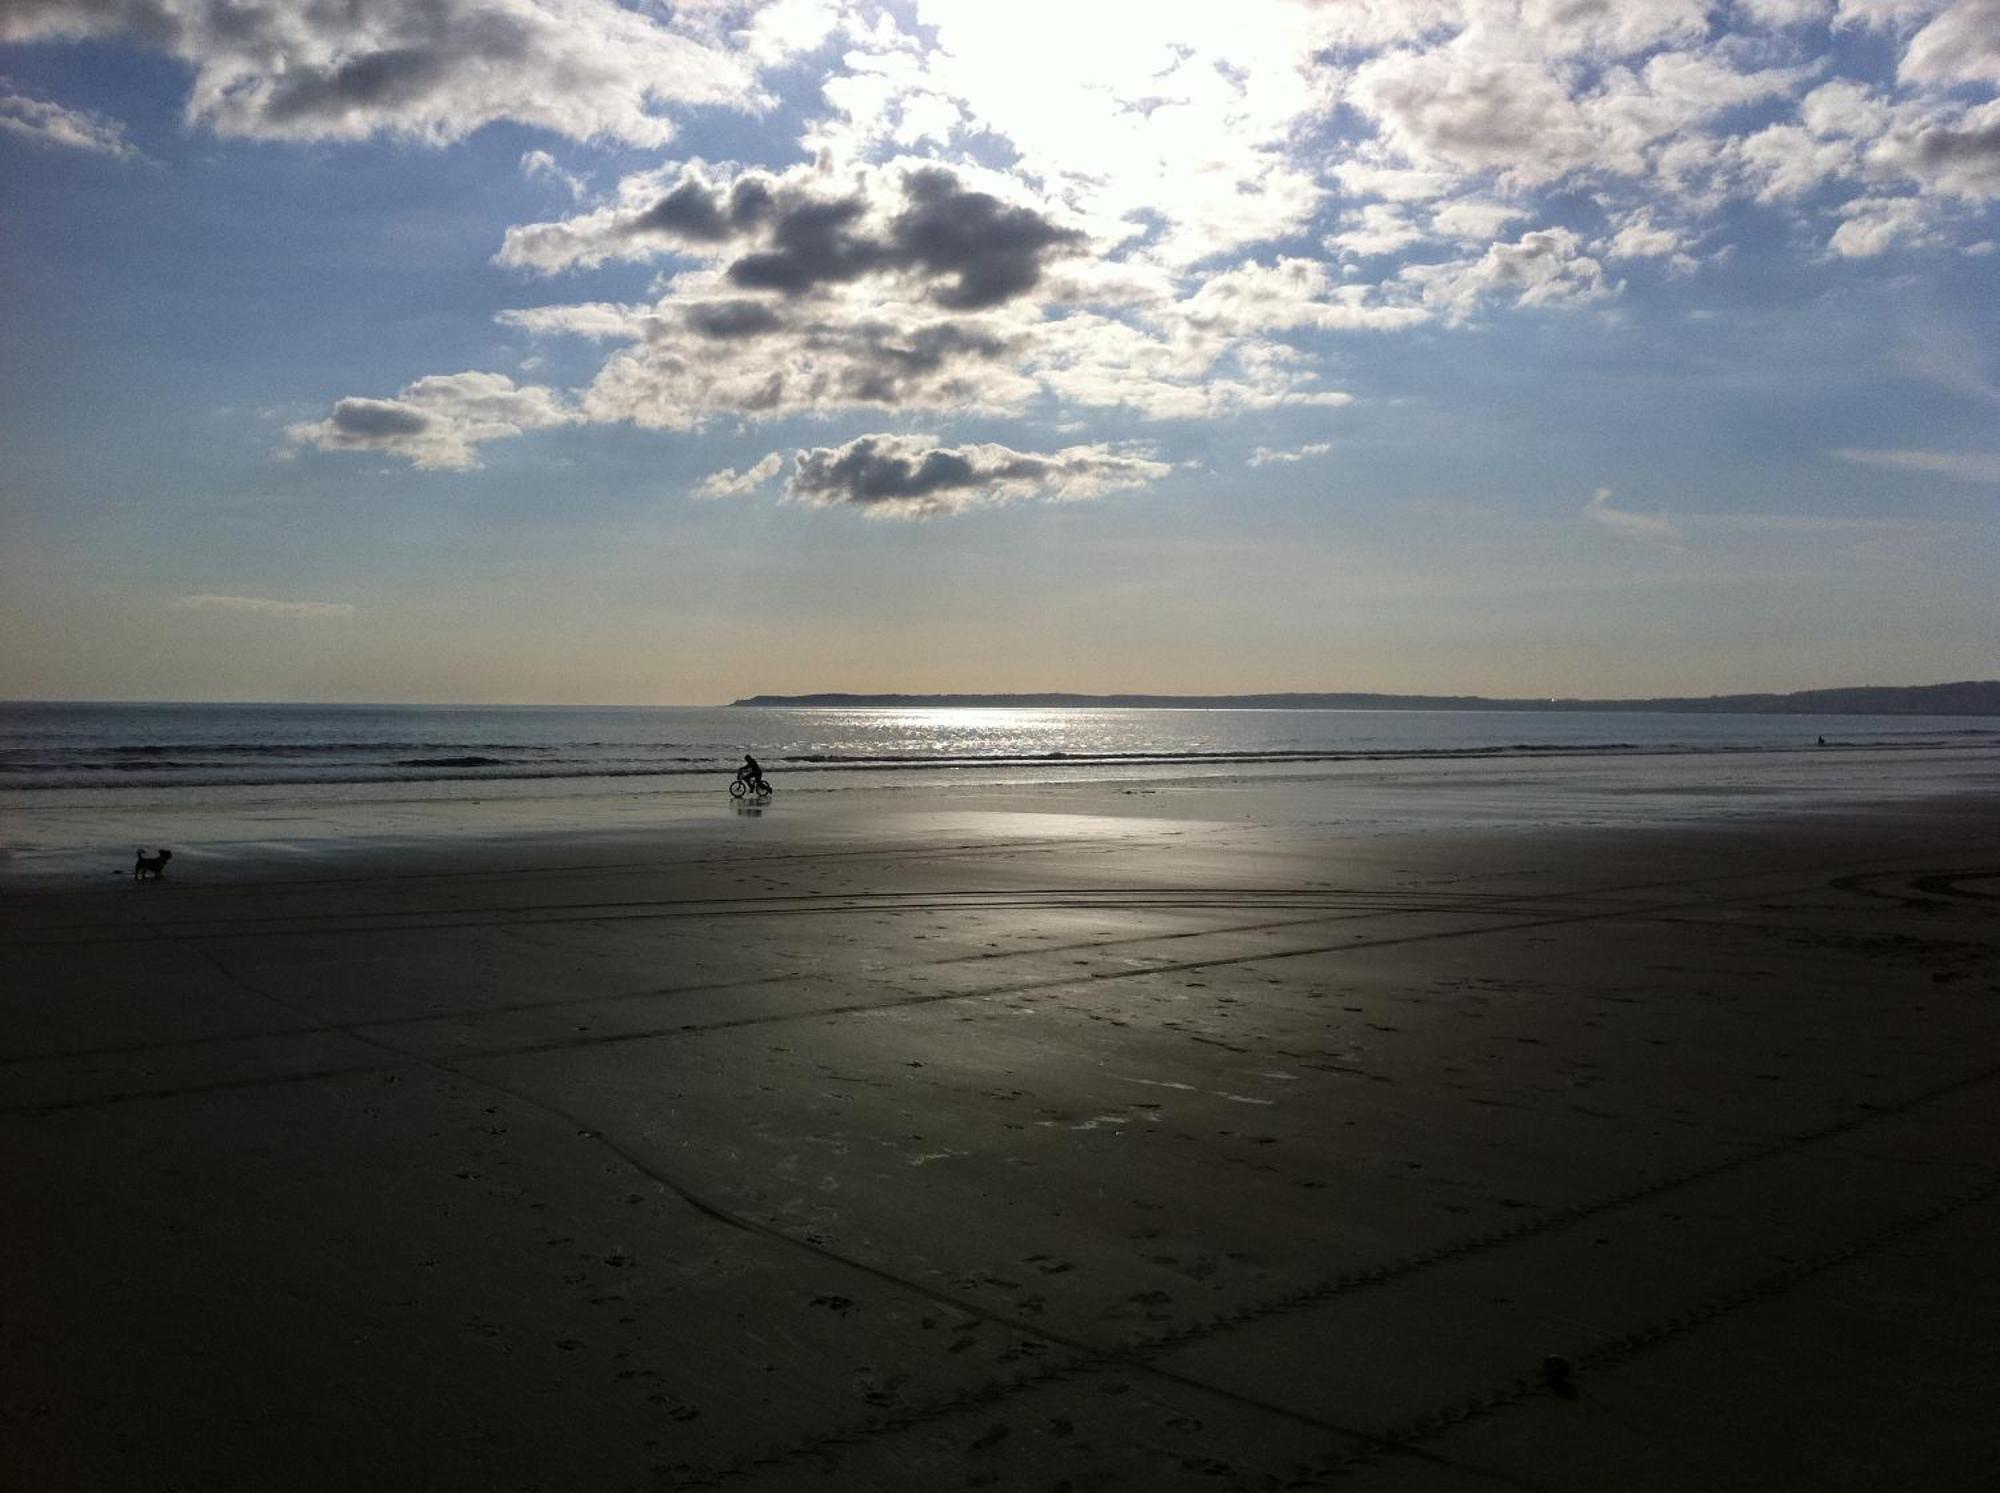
[891,167,1086,309]
[794,319,1017,408]
[800,439,979,504]
[727,194,885,294]
[785,433,1171,518]
[260,45,455,129]
[626,175,776,242]
[533,163,1084,309]
[679,298,787,339]
[1903,116,2000,197]
[723,168,1083,308]
[331,398,432,437]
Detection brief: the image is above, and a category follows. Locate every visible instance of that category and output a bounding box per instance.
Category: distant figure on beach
[1818,735,1826,746]
[738,754,767,792]
[133,847,172,880]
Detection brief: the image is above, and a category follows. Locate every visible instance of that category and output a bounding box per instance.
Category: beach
[4,770,1998,1491]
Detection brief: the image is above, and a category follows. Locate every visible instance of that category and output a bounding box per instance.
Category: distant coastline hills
[734,681,2000,715]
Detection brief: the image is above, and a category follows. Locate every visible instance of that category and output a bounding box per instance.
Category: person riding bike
[736,754,768,793]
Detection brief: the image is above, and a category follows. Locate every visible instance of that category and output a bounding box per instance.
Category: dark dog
[134,847,173,880]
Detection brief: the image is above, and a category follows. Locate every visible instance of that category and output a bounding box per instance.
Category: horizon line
[5,679,1997,712]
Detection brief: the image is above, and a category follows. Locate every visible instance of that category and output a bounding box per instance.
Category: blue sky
[2,0,1996,703]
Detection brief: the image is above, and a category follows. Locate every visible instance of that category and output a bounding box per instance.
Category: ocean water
[2,700,1995,882]
[2,699,1992,794]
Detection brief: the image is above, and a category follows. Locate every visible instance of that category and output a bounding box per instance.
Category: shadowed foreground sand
[4,785,1998,1491]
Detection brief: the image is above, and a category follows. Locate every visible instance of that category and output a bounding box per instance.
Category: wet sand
[4,781,1998,1491]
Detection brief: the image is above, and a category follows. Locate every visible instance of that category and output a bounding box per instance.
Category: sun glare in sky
[1,1,1995,702]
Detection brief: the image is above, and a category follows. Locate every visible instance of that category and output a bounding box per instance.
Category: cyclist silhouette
[736,754,767,792]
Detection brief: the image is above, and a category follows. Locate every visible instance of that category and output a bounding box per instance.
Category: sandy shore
[4,780,1998,1490]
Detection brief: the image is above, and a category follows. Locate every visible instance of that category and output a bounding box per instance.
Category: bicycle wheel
[729,778,747,799]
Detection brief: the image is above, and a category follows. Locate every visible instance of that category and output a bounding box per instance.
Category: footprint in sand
[645,1392,700,1422]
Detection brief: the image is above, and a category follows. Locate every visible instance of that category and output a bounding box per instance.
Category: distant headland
[733,681,2000,715]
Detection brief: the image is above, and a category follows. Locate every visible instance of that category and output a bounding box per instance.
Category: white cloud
[519,149,584,199]
[200,0,2000,481]
[807,39,965,157]
[692,451,784,498]
[1835,1,1950,30]
[496,301,650,341]
[1179,258,1429,333]
[496,236,1374,433]
[1333,158,1458,203]
[1604,211,1687,259]
[1350,33,1811,200]
[1828,194,1935,255]
[904,0,1341,264]
[1428,197,1528,242]
[734,0,843,68]
[1899,0,2000,88]
[0,80,135,155]
[1835,446,2000,481]
[1403,227,1614,321]
[289,371,575,469]
[1583,486,1679,542]
[1351,47,1597,186]
[1248,443,1332,467]
[784,432,1172,519]
[1029,309,1356,421]
[174,594,355,617]
[1800,81,1889,140]
[1327,204,1428,258]
[1735,124,1857,201]
[0,0,763,145]
[1509,0,1714,56]
[1740,0,1835,24]
[1871,100,2000,200]
[571,285,1043,430]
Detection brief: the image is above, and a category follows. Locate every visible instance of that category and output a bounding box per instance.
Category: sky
[1,0,1996,705]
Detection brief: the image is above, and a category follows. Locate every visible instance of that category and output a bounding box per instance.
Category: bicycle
[729,773,773,800]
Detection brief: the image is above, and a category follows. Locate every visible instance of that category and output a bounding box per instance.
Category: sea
[2,700,1995,880]
[4,699,1993,793]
